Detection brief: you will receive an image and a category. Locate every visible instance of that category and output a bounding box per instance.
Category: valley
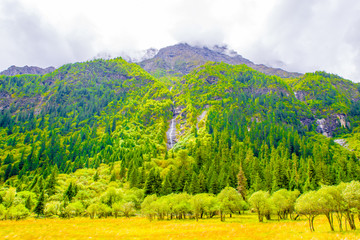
[0,43,360,238]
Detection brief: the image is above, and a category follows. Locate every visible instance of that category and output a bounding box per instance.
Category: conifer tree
[237,164,247,200]
[110,171,116,182]
[111,118,117,132]
[183,181,191,193]
[64,182,77,202]
[198,171,206,193]
[144,169,155,195]
[189,173,200,195]
[93,170,99,181]
[3,164,12,182]
[144,168,161,195]
[161,175,173,195]
[129,168,138,188]
[46,170,56,196]
[34,191,45,217]
[209,173,219,194]
[25,195,32,210]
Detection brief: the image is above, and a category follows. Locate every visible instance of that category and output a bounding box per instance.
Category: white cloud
[248,0,360,81]
[0,0,359,82]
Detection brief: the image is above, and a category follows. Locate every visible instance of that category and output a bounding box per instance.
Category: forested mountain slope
[0,58,172,182]
[0,55,360,218]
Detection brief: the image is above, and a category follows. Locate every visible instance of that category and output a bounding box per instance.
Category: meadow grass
[0,214,359,239]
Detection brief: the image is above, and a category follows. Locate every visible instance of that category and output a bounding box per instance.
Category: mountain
[139,43,302,78]
[0,65,55,76]
[1,46,360,219]
[287,72,360,137]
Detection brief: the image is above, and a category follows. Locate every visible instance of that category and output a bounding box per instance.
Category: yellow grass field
[0,214,359,240]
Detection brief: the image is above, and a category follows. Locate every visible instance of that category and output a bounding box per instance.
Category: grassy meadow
[1,214,360,240]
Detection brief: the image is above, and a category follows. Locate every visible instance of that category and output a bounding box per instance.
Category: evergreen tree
[3,164,12,182]
[64,182,77,202]
[110,171,116,182]
[46,171,57,196]
[209,173,219,194]
[189,172,200,195]
[25,195,32,210]
[129,168,138,188]
[144,168,162,195]
[161,175,173,195]
[119,163,126,179]
[93,170,99,181]
[34,191,45,217]
[198,171,207,193]
[237,164,247,200]
[183,181,191,193]
[111,118,117,132]
[4,154,14,164]
[10,163,19,177]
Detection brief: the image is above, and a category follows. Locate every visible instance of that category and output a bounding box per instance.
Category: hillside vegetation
[0,56,360,233]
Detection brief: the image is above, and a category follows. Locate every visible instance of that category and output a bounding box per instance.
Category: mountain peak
[0,65,55,76]
[139,43,302,78]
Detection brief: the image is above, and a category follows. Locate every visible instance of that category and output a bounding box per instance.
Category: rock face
[139,43,302,78]
[166,117,177,149]
[294,91,307,101]
[316,114,349,137]
[0,65,55,76]
[166,106,182,149]
[334,139,347,147]
[196,110,208,129]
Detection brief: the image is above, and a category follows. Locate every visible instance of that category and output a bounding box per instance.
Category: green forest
[1,57,360,231]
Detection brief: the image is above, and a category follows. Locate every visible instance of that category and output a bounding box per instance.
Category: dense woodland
[1,58,360,231]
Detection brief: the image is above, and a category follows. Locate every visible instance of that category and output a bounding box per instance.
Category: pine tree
[189,173,200,195]
[110,171,116,182]
[34,191,45,217]
[9,163,19,177]
[138,167,146,188]
[198,171,206,193]
[161,175,173,195]
[153,169,162,195]
[4,154,14,164]
[252,173,263,192]
[111,118,117,132]
[183,181,190,193]
[129,168,138,188]
[144,168,156,195]
[93,170,99,181]
[25,195,32,210]
[209,172,219,194]
[46,171,57,196]
[3,164,12,182]
[237,164,247,200]
[64,182,77,202]
[119,163,126,180]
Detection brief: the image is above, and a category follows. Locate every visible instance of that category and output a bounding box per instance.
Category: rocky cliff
[139,43,302,78]
[0,65,55,76]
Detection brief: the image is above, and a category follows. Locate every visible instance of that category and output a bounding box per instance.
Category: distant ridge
[139,43,302,78]
[0,65,55,76]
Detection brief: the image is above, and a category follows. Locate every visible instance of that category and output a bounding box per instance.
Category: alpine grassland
[0,214,359,240]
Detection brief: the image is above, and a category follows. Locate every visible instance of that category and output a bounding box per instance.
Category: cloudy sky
[0,0,359,81]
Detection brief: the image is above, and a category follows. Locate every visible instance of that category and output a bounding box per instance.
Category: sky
[0,0,359,81]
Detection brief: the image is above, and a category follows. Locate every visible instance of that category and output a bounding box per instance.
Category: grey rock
[0,65,55,76]
[139,43,302,78]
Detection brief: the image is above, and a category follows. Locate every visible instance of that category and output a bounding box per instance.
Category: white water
[168,118,176,148]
